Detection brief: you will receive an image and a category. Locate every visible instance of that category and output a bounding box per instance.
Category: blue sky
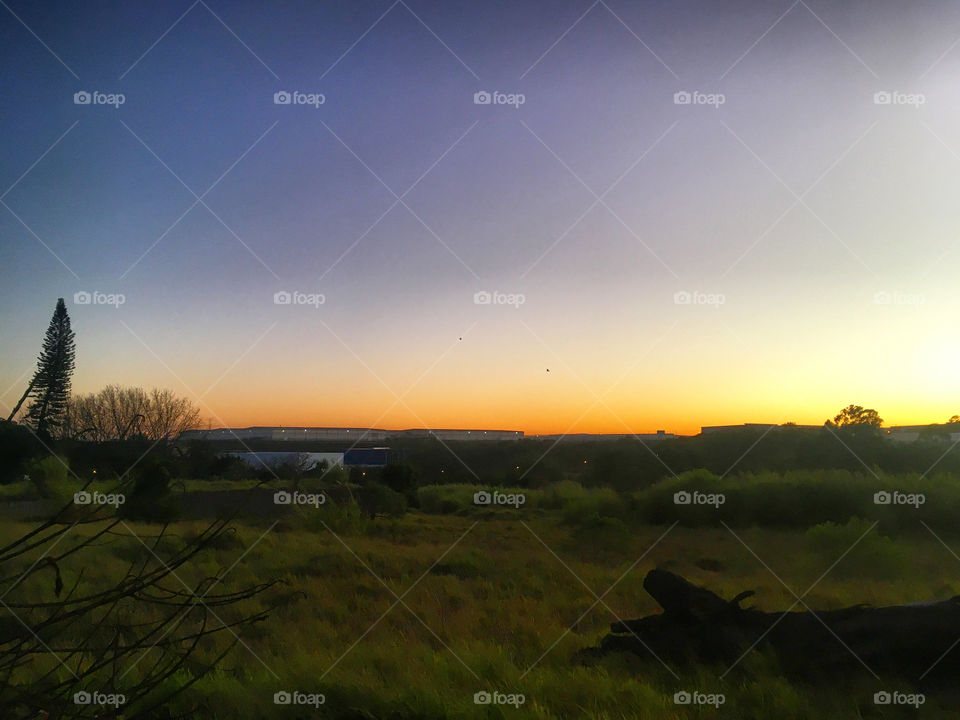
[2,0,960,433]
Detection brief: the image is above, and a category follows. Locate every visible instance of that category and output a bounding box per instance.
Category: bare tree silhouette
[0,472,285,719]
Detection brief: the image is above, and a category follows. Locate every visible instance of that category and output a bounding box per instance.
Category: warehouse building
[179,427,523,442]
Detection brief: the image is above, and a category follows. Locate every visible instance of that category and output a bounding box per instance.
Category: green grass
[180,478,267,492]
[4,496,960,718]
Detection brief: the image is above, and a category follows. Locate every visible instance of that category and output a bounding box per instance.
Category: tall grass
[419,470,960,535]
[630,469,960,533]
[2,508,958,718]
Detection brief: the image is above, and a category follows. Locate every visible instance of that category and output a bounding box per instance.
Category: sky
[1,0,959,435]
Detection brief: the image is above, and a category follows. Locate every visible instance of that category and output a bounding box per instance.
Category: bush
[417,484,476,514]
[120,459,180,522]
[569,514,633,551]
[380,462,419,506]
[296,499,370,534]
[0,421,45,483]
[628,468,960,532]
[805,518,909,579]
[357,483,406,518]
[23,455,71,501]
[540,481,622,523]
[417,481,625,520]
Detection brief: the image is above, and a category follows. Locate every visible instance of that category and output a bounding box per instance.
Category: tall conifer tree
[25,298,76,436]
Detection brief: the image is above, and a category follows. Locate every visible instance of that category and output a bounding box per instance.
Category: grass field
[5,479,960,719]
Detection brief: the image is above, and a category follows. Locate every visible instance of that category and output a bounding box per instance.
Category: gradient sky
[2,0,959,435]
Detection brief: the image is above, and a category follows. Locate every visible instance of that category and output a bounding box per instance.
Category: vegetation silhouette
[7,299,75,439]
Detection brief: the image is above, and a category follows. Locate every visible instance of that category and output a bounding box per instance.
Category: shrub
[23,455,71,501]
[557,486,622,524]
[380,462,419,507]
[296,499,370,534]
[569,514,633,551]
[357,483,406,518]
[805,518,909,579]
[417,484,475,514]
[628,468,960,533]
[120,459,180,522]
[0,421,45,483]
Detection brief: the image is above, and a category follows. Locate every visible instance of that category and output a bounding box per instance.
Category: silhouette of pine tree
[25,298,76,437]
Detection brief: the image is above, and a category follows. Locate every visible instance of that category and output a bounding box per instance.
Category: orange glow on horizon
[200,400,956,438]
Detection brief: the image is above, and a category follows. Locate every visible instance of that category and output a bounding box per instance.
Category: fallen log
[582,569,960,688]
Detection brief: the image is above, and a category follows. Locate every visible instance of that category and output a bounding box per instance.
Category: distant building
[180,427,389,442]
[224,449,393,469]
[228,451,344,469]
[343,447,390,467]
[700,423,779,434]
[884,425,960,443]
[535,431,678,442]
[699,423,824,434]
[698,422,960,443]
[179,426,523,442]
[397,428,523,441]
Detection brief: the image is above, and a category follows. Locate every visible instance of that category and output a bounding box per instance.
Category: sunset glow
[2,0,958,435]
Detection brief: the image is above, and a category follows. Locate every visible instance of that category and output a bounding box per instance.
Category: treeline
[390,426,960,489]
[63,385,200,441]
[7,298,200,442]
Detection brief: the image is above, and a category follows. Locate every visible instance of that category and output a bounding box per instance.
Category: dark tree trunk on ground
[581,569,960,692]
